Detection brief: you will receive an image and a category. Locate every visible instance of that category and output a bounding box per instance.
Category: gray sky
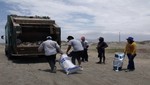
[0,0,150,43]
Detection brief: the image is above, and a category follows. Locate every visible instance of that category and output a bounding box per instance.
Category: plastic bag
[113,52,125,71]
[59,54,83,74]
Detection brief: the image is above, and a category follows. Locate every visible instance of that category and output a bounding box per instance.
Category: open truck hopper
[5,15,61,58]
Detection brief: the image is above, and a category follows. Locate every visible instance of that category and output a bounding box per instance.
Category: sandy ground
[0,42,150,85]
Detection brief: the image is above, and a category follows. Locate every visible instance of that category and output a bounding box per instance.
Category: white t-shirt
[81,40,89,49]
[38,40,61,56]
[68,39,83,52]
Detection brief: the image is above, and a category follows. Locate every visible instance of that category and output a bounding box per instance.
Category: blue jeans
[127,54,136,70]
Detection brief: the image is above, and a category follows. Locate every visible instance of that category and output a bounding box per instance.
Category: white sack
[113,52,125,71]
[59,54,82,74]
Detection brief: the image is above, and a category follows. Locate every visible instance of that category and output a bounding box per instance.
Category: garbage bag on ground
[113,52,125,71]
[59,54,83,74]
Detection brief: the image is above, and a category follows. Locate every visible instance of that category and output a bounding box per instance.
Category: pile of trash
[17,41,42,47]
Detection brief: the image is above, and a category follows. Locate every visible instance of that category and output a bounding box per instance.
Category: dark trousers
[127,54,136,70]
[45,54,56,71]
[98,50,105,63]
[71,51,83,65]
[82,49,88,62]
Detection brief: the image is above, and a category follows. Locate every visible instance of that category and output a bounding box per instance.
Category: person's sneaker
[51,66,57,73]
[129,69,135,71]
[102,62,105,64]
[79,66,83,71]
[125,69,135,72]
[85,61,88,63]
[96,62,102,64]
[81,60,85,62]
[125,69,131,72]
[125,69,129,72]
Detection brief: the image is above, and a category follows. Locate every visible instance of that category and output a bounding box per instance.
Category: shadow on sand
[9,56,47,64]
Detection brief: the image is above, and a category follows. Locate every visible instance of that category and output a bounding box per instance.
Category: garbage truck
[4,14,61,58]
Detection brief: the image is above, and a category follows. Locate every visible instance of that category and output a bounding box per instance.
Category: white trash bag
[113,52,125,71]
[59,54,83,75]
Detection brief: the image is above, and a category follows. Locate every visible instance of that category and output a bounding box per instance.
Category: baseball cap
[67,36,74,39]
[46,36,52,40]
[126,37,134,41]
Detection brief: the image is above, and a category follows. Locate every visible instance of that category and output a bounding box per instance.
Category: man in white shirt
[66,36,84,66]
[38,36,63,73]
[81,36,89,62]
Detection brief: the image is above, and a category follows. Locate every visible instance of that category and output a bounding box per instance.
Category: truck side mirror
[1,35,4,39]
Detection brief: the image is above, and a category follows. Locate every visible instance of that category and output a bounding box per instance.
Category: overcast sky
[0,0,150,43]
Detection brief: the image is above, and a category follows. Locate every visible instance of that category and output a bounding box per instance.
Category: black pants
[71,51,83,65]
[127,54,136,70]
[45,54,56,71]
[82,49,88,62]
[98,50,105,63]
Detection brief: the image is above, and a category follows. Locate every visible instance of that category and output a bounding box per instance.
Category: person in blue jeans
[124,37,137,72]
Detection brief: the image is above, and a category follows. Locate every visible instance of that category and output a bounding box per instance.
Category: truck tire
[5,49,13,60]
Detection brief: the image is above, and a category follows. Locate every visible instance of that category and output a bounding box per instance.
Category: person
[66,36,84,66]
[38,36,63,73]
[124,37,137,72]
[81,36,89,62]
[96,37,108,64]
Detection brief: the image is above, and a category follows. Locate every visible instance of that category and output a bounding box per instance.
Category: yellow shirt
[124,42,137,55]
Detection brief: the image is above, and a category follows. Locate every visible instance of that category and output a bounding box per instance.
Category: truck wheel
[5,49,13,60]
[5,49,8,56]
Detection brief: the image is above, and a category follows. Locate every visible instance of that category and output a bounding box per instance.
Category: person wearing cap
[66,36,84,66]
[96,37,108,64]
[81,36,89,62]
[124,37,137,72]
[38,36,63,73]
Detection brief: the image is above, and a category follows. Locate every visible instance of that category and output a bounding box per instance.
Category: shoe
[84,61,88,63]
[81,60,85,62]
[115,70,119,72]
[51,66,57,73]
[129,69,135,71]
[125,69,130,72]
[96,62,102,64]
[50,70,56,73]
[79,66,83,71]
[125,69,133,72]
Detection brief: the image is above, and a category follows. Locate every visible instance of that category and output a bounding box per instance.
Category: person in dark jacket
[96,37,108,64]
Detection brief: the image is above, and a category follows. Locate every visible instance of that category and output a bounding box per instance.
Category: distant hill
[137,40,150,44]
